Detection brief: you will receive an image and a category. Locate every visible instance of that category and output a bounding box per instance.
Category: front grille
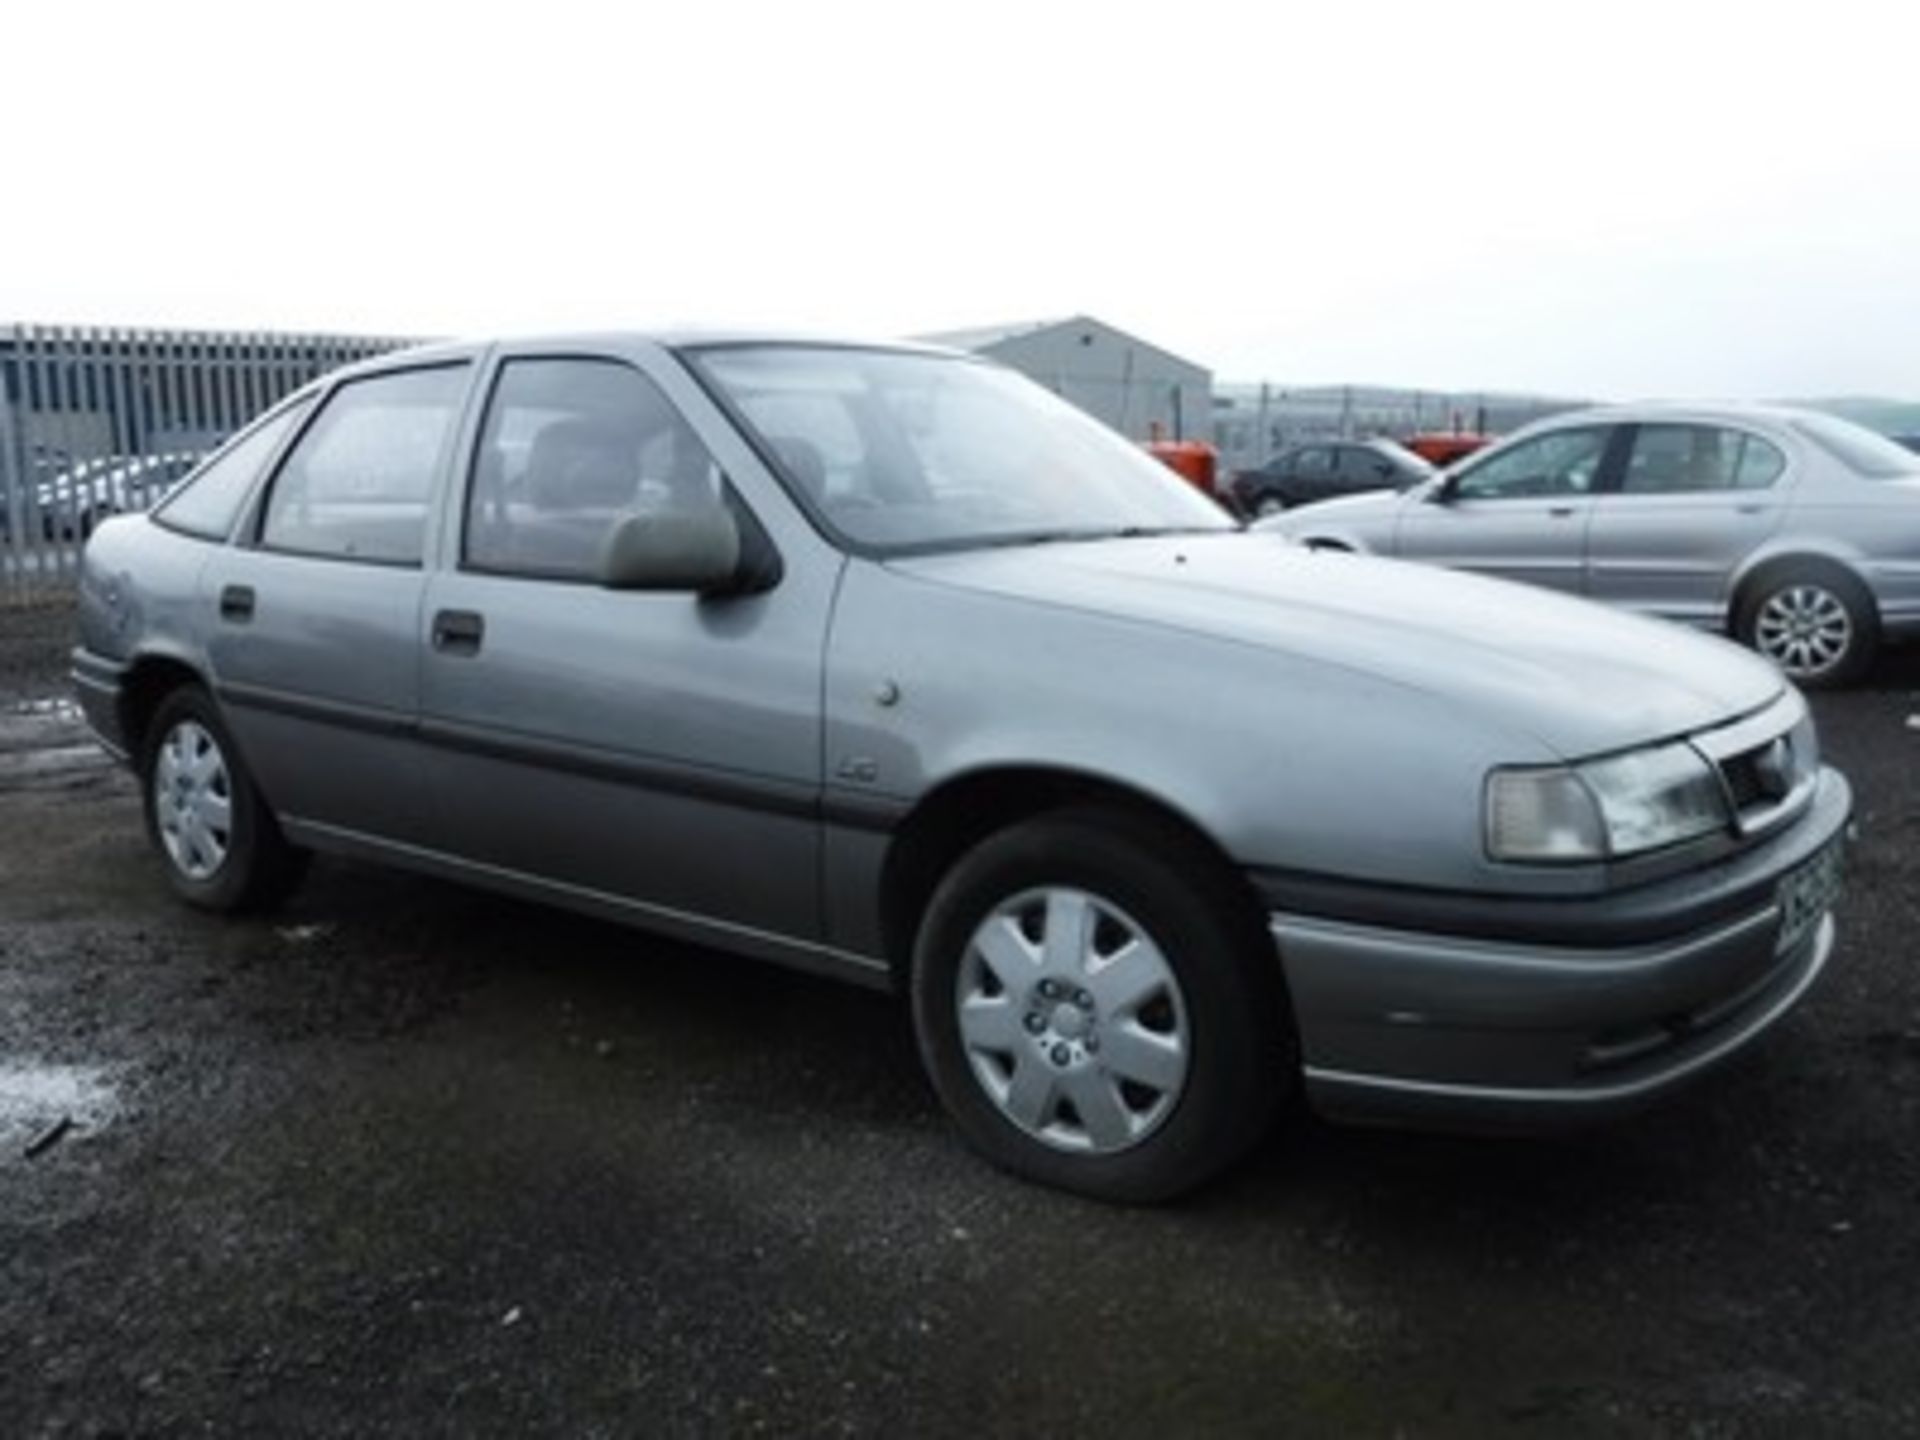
[1720,748,1773,811]
[1711,729,1809,833]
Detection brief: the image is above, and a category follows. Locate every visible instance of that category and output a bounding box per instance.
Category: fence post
[0,325,23,603]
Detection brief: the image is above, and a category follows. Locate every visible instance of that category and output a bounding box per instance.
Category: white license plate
[1777,841,1844,956]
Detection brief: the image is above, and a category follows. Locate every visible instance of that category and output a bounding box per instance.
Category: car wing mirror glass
[598,506,743,594]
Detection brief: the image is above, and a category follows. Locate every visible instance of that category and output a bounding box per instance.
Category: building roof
[916,314,1210,378]
[916,317,1074,353]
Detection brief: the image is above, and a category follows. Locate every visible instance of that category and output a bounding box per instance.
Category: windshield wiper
[919,524,1232,556]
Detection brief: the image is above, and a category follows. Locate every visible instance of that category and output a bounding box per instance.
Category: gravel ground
[2,601,1917,1437]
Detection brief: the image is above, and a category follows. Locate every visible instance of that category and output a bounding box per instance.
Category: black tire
[139,685,308,912]
[1734,561,1879,690]
[909,808,1293,1203]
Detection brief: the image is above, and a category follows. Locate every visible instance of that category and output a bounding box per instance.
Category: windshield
[687,345,1234,554]
[1791,413,1920,479]
[1368,438,1437,475]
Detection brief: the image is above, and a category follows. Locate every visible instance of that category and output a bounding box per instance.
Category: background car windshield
[1368,439,1435,474]
[690,346,1232,553]
[1791,414,1920,479]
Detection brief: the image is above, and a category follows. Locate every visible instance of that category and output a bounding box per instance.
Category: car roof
[340,330,963,374]
[314,330,977,396]
[1535,400,1839,431]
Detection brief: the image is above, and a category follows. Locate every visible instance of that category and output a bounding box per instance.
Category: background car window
[466,358,726,581]
[155,398,313,540]
[1790,413,1920,479]
[1342,445,1395,480]
[1620,424,1784,493]
[1293,447,1332,478]
[260,367,466,564]
[1452,428,1608,500]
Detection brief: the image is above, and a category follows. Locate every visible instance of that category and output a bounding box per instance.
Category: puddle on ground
[0,696,109,784]
[0,696,86,746]
[0,1062,119,1154]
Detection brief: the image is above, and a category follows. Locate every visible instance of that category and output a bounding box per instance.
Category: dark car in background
[1230,438,1433,516]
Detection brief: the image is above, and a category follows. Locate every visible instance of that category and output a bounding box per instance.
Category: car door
[202,360,474,845]
[1333,444,1398,497]
[416,347,838,944]
[1286,446,1335,504]
[1583,422,1792,624]
[1393,424,1621,594]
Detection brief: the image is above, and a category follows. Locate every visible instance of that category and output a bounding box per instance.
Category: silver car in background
[72,338,1851,1201]
[1260,404,1920,686]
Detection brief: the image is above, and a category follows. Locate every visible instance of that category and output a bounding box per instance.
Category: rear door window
[1293,447,1332,478]
[259,366,468,565]
[1619,424,1784,493]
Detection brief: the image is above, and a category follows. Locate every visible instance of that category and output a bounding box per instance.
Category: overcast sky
[4,1,1914,399]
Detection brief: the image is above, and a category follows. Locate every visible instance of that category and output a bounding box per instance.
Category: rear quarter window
[152,398,315,540]
[1791,415,1920,480]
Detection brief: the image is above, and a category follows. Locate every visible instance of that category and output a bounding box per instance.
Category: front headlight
[1487,742,1729,862]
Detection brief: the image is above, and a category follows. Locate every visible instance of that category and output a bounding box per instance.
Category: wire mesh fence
[1210,384,1585,474]
[0,324,415,603]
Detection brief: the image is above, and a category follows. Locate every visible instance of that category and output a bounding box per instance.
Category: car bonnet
[889,533,1785,761]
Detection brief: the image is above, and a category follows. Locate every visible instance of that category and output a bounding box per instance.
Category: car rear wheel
[909,808,1291,1202]
[1736,564,1878,689]
[140,686,307,911]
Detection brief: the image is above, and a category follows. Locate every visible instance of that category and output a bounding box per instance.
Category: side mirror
[598,507,743,594]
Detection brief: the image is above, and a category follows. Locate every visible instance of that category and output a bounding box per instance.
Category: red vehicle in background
[1401,432,1493,467]
[1143,438,1221,497]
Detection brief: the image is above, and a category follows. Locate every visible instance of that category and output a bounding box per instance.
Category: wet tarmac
[2,601,1918,1436]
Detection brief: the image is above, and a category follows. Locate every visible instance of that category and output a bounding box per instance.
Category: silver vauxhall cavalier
[73,336,1850,1200]
[1259,403,1920,687]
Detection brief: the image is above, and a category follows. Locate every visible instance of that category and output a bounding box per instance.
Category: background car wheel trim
[1753,584,1851,679]
[956,886,1190,1154]
[152,718,234,880]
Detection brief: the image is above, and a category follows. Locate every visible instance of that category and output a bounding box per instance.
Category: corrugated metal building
[920,315,1212,443]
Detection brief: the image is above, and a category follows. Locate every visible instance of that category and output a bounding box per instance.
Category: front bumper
[1265,766,1851,1129]
[71,647,133,761]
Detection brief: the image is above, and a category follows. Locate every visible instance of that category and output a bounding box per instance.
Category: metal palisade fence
[0,323,416,602]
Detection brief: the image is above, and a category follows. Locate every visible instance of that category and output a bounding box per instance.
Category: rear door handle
[218,584,255,622]
[431,609,485,656]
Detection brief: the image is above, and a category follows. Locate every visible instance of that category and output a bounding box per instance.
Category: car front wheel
[910,809,1291,1202]
[140,686,307,911]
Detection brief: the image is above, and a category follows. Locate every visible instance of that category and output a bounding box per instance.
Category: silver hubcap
[153,719,233,880]
[1755,585,1851,678]
[956,887,1189,1154]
